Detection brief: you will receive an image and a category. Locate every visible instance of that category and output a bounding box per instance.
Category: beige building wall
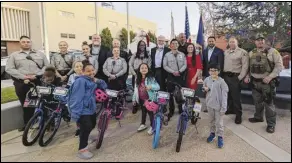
[2,2,157,52]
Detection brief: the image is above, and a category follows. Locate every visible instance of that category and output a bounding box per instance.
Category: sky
[110,2,201,39]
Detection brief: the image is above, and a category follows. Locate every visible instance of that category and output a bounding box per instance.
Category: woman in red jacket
[186,43,203,90]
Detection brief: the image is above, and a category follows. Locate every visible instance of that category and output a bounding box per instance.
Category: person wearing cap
[103,47,127,91]
[223,37,249,124]
[244,33,283,133]
[6,35,50,131]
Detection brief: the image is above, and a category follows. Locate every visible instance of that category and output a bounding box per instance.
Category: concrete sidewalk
[1,104,291,162]
[1,79,13,88]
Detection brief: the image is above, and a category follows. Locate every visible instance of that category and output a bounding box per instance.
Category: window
[59,11,75,18]
[109,21,118,26]
[89,36,92,40]
[88,16,96,21]
[1,41,7,57]
[68,34,76,39]
[60,33,68,38]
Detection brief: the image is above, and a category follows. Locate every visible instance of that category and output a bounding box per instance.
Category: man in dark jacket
[177,33,188,55]
[89,34,109,82]
[202,36,224,77]
[107,39,129,89]
[151,35,170,91]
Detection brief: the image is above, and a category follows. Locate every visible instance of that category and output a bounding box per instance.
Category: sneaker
[75,129,80,137]
[207,133,215,143]
[132,106,138,114]
[77,148,94,160]
[217,136,224,148]
[266,126,275,133]
[248,117,264,123]
[147,127,153,135]
[137,124,147,132]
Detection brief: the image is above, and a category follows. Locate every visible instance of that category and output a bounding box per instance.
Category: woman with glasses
[103,47,127,91]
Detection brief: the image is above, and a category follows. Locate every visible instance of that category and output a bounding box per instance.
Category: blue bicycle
[175,86,201,152]
[151,91,170,149]
[22,82,57,146]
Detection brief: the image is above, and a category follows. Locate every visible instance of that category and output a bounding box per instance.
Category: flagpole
[95,2,99,35]
[41,2,50,62]
[127,2,130,52]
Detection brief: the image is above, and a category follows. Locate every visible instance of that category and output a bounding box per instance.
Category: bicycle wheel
[152,116,161,149]
[22,111,43,146]
[176,116,185,152]
[96,113,108,149]
[38,113,62,147]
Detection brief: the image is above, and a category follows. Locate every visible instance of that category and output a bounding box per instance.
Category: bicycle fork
[176,114,188,134]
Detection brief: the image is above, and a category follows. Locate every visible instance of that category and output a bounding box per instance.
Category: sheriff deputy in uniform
[223,37,249,124]
[50,41,74,83]
[163,38,187,120]
[244,33,283,133]
[103,47,127,91]
[6,35,49,131]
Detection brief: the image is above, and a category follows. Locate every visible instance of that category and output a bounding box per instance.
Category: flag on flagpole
[196,12,204,49]
[170,11,175,39]
[185,3,191,43]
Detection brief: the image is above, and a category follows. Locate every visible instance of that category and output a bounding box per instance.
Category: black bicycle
[38,87,70,147]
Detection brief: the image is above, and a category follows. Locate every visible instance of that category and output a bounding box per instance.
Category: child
[67,61,83,137]
[67,60,107,160]
[203,64,228,148]
[132,63,160,135]
[67,61,83,87]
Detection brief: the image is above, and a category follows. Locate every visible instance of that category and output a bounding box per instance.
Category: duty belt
[252,77,263,82]
[224,72,239,77]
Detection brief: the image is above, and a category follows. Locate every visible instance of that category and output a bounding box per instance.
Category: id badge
[193,102,202,112]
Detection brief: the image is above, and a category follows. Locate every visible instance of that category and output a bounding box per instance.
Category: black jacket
[89,44,109,80]
[202,46,224,77]
[178,43,188,55]
[150,46,171,72]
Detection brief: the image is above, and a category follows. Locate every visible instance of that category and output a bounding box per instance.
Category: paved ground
[1,102,291,162]
[1,79,13,88]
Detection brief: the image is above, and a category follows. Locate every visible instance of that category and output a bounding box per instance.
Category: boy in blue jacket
[68,60,107,160]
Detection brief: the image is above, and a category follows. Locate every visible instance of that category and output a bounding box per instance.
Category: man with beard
[89,34,109,82]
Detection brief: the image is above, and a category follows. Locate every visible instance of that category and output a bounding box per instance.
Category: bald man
[89,34,109,81]
[151,35,171,91]
[107,39,130,89]
[223,37,248,124]
[177,33,188,55]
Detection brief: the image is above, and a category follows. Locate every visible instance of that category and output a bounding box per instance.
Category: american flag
[185,3,191,43]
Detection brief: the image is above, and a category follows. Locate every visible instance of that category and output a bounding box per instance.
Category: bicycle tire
[176,116,184,152]
[22,111,43,146]
[152,116,161,149]
[96,113,108,149]
[38,113,62,147]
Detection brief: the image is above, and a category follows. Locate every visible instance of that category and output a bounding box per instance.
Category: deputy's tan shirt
[224,47,249,80]
[248,48,283,79]
[50,53,74,75]
[5,50,49,80]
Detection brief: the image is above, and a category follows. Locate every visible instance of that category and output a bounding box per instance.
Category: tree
[210,2,291,49]
[119,28,136,50]
[100,27,113,49]
[148,31,157,44]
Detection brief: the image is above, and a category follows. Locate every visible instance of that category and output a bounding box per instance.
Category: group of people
[5,31,283,159]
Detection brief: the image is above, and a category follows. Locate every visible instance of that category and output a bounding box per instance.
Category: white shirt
[155,48,164,68]
[208,47,215,61]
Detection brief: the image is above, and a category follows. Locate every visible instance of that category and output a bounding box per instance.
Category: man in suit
[151,35,171,91]
[89,34,109,82]
[107,39,129,89]
[202,36,224,77]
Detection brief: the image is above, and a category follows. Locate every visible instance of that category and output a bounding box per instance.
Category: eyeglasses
[209,69,219,72]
